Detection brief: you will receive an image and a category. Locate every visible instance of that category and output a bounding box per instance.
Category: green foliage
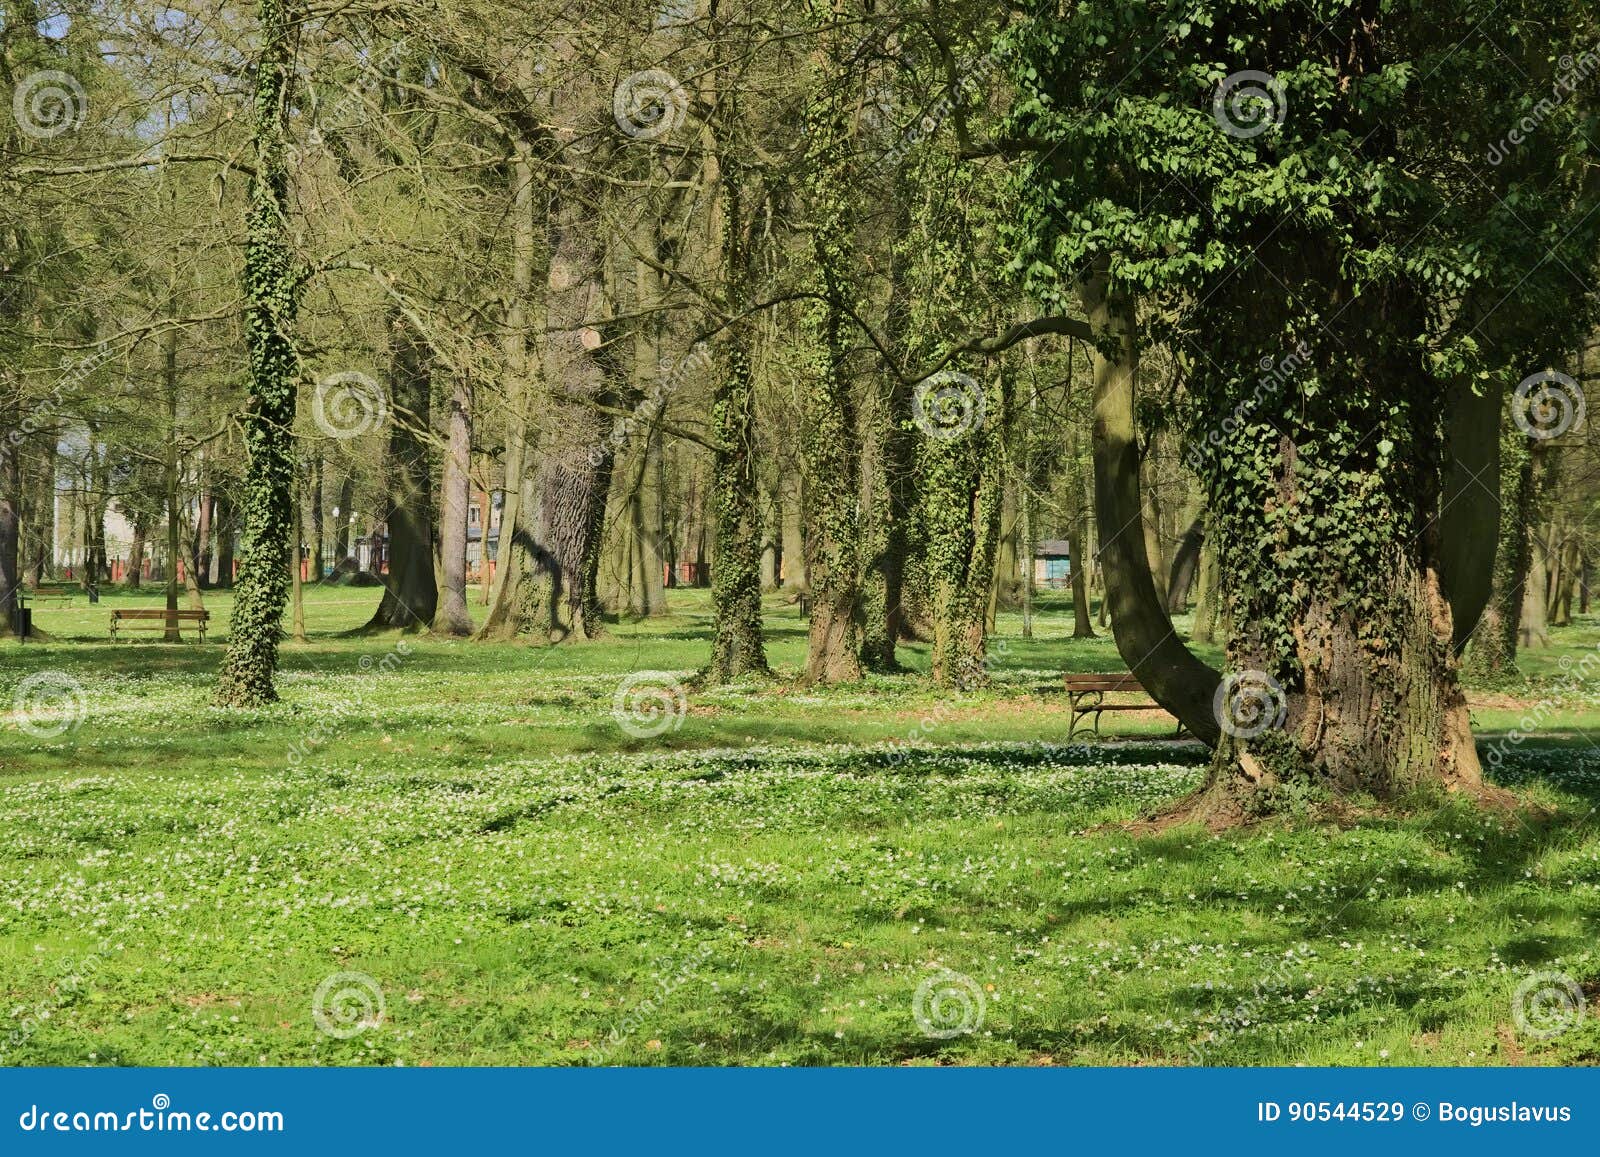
[1005,0,1600,772]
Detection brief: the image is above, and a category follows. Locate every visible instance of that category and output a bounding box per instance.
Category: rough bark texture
[1080,271,1221,742]
[433,375,474,635]
[707,156,769,680]
[367,313,437,631]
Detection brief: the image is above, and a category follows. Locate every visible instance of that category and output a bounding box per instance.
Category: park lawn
[0,585,1597,1066]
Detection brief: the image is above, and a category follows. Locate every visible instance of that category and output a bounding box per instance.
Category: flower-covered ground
[1,587,1597,1066]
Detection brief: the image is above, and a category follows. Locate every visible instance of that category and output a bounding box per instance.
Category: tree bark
[1080,269,1221,741]
[433,374,474,635]
[367,312,438,631]
[708,154,769,680]
[216,0,300,705]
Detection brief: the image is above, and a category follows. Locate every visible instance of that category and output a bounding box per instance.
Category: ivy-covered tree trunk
[367,313,437,631]
[708,156,769,681]
[797,30,864,685]
[923,364,1006,689]
[1191,306,1486,816]
[215,0,299,706]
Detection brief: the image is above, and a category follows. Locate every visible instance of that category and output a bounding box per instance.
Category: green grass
[1,585,1597,1066]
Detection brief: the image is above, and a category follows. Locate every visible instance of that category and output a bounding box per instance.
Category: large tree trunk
[308,453,324,585]
[1178,292,1486,818]
[433,375,474,635]
[1080,270,1221,741]
[216,0,300,706]
[477,135,539,642]
[707,156,769,680]
[367,313,438,630]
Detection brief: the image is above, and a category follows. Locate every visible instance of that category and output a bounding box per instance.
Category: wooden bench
[1063,672,1185,740]
[23,582,81,605]
[109,608,209,642]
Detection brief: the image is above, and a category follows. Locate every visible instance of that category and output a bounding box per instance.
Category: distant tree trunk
[216,0,301,705]
[1166,511,1205,613]
[1067,432,1096,639]
[290,493,307,642]
[214,489,235,588]
[126,517,148,590]
[332,475,353,564]
[1518,442,1553,650]
[0,419,19,637]
[367,313,437,631]
[308,453,324,584]
[779,466,806,590]
[1191,537,1221,644]
[194,468,213,590]
[434,375,474,636]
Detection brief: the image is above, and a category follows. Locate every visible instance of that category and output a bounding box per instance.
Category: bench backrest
[1063,673,1146,694]
[113,609,209,620]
